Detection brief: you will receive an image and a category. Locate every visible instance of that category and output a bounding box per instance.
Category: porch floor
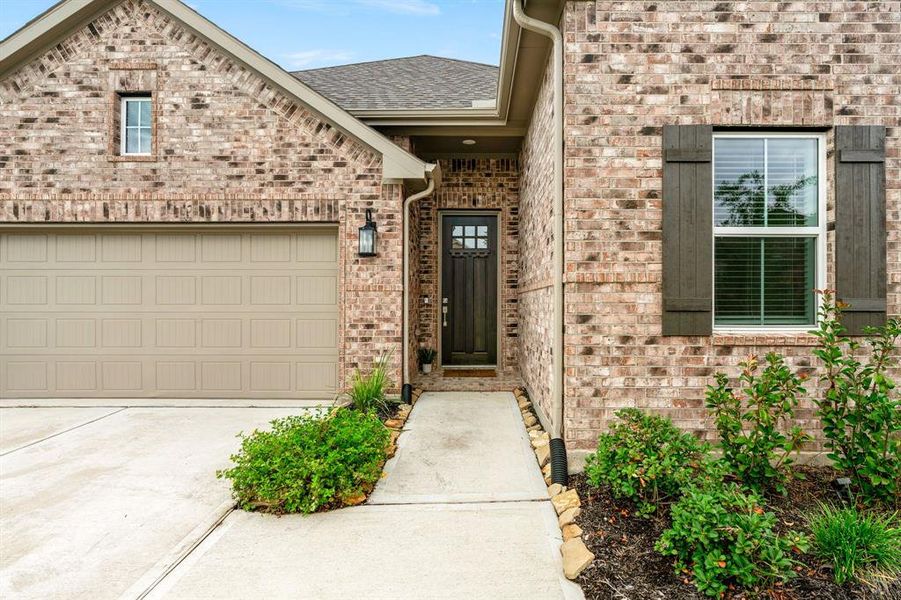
[412,366,523,392]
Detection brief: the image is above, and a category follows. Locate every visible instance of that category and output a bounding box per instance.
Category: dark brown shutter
[835,125,887,335]
[662,125,713,336]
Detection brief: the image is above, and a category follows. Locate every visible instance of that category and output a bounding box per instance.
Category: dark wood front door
[441,214,498,366]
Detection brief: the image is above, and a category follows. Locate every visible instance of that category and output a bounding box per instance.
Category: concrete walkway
[148,392,583,600]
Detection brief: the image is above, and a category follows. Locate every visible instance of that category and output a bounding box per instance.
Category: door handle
[442,298,448,327]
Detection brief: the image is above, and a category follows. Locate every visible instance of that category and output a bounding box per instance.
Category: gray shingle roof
[292,55,498,111]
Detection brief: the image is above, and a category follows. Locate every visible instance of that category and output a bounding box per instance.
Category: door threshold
[442,369,497,378]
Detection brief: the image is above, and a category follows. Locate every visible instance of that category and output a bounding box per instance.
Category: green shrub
[656,483,809,598]
[809,504,901,586]
[810,292,901,505]
[584,408,715,515]
[347,352,394,416]
[217,408,390,514]
[706,353,810,494]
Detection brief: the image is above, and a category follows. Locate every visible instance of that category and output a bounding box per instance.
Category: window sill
[108,155,158,163]
[712,330,819,346]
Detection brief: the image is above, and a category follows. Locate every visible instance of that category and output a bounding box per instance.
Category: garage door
[0,228,339,399]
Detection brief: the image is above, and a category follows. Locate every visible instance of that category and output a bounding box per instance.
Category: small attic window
[120,96,152,155]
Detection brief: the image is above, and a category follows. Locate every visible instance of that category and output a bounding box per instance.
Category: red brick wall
[0,0,405,392]
[414,158,520,374]
[519,54,556,429]
[561,0,900,457]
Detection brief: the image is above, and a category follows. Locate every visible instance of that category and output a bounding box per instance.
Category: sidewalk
[147,392,583,600]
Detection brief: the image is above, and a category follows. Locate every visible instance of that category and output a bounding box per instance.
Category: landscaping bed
[573,466,899,600]
[218,353,417,515]
[571,295,900,599]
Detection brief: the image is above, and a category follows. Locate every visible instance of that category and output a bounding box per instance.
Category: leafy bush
[656,483,809,597]
[706,353,810,494]
[347,352,394,416]
[217,408,390,514]
[584,408,715,515]
[809,504,901,586]
[810,292,901,505]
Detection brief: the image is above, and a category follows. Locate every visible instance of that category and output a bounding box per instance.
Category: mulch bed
[572,466,901,600]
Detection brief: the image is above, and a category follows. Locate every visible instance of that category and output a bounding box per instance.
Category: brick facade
[412,158,521,378]
[558,0,900,458]
[518,58,556,428]
[2,0,898,465]
[0,0,405,391]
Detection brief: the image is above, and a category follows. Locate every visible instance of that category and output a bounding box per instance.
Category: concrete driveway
[2,394,582,600]
[0,403,321,600]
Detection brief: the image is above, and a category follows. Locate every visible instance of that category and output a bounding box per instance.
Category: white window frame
[712,131,827,333]
[120,96,152,156]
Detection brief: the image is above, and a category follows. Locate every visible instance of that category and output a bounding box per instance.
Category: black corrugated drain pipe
[550,437,568,486]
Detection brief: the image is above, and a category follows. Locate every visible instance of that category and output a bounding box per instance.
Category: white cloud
[356,0,440,15]
[284,49,354,69]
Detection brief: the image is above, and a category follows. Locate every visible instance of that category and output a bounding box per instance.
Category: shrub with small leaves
[810,291,901,505]
[217,408,390,514]
[705,353,810,494]
[584,408,716,516]
[656,483,809,598]
[809,504,901,586]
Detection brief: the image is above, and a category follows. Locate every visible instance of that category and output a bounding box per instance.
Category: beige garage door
[0,228,339,399]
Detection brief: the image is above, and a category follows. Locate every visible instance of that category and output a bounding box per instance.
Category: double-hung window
[712,133,826,329]
[120,96,152,155]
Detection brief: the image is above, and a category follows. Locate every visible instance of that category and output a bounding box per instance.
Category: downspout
[512,0,567,485]
[403,176,436,387]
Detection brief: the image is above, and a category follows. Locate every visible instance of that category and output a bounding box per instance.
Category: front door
[441,214,498,366]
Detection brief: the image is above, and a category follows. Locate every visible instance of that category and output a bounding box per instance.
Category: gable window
[713,133,826,329]
[120,96,152,155]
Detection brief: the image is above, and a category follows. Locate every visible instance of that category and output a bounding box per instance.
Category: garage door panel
[56,362,98,391]
[1,229,338,399]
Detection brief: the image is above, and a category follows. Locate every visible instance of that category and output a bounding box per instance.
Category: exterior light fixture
[358,209,377,257]
[462,139,477,145]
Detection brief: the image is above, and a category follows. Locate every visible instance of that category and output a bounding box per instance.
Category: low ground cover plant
[218,408,390,514]
[811,292,901,505]
[706,353,810,494]
[809,504,901,586]
[656,483,809,597]
[584,408,715,516]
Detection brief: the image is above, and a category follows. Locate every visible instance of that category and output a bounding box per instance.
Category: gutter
[511,0,567,485]
[402,172,438,386]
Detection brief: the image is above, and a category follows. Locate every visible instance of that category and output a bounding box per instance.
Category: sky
[0,0,505,69]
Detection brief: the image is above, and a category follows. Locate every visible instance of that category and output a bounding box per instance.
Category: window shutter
[835,126,887,335]
[662,125,713,335]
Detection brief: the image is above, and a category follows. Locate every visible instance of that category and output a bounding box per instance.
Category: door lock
[442,298,448,327]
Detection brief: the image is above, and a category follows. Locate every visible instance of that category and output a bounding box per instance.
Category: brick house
[1,0,897,474]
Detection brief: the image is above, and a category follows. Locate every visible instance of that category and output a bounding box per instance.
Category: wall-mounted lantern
[358,209,378,257]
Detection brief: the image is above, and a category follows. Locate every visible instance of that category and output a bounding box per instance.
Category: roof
[293,55,499,112]
[0,0,437,183]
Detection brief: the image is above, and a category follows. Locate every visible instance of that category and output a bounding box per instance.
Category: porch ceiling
[412,135,522,159]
